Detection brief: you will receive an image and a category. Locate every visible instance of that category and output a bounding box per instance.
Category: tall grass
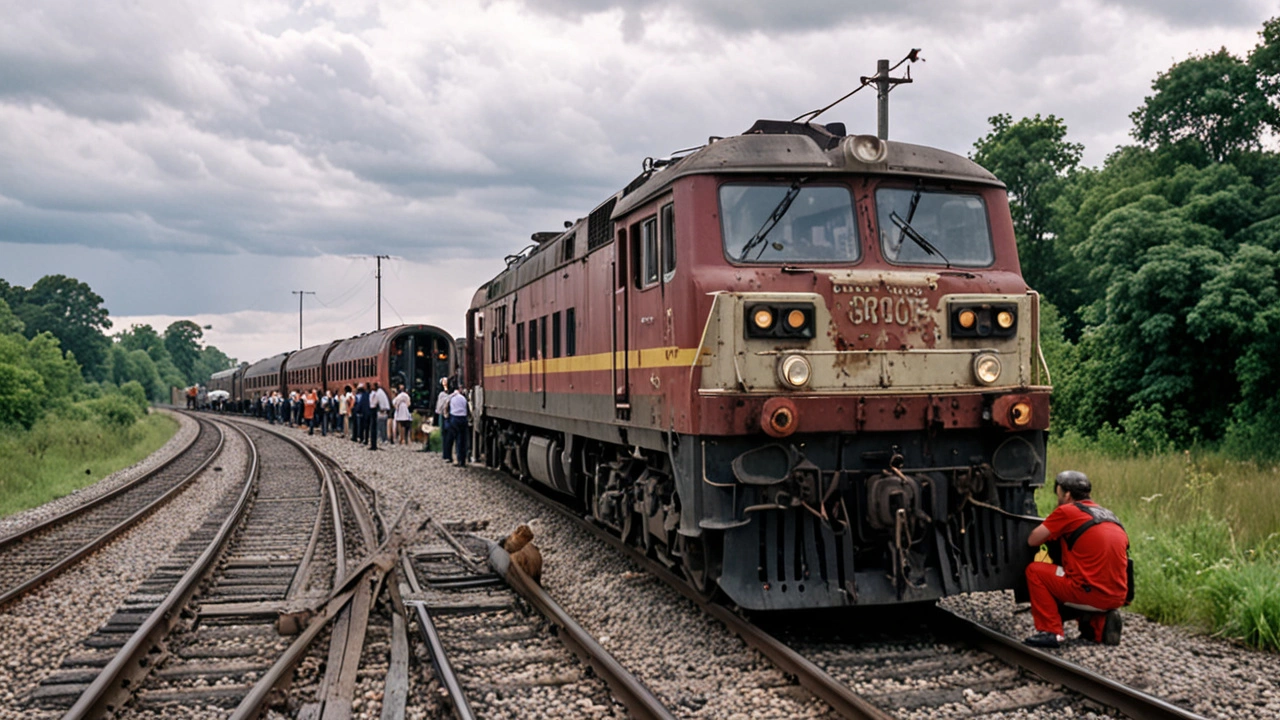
[1047,440,1280,651]
[0,412,177,518]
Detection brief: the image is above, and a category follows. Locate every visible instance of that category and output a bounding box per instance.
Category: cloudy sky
[1,0,1274,365]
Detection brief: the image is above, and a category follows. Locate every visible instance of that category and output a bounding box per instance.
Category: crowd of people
[251,378,471,461]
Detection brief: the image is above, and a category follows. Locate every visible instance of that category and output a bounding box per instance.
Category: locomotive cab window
[631,215,661,289]
[661,202,676,281]
[720,182,858,264]
[875,188,994,267]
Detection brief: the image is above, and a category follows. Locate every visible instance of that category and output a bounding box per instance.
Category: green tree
[0,297,24,335]
[15,275,112,379]
[163,320,204,383]
[1130,48,1278,162]
[971,113,1083,297]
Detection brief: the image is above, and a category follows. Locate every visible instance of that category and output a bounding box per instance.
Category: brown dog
[501,524,543,585]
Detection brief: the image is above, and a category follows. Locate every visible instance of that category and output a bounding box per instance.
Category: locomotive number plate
[847,295,930,326]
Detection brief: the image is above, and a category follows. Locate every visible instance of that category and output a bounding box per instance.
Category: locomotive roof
[613,119,1002,217]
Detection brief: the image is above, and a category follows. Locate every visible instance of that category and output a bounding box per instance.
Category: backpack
[1064,502,1135,606]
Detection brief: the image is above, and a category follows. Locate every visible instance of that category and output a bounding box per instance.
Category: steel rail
[487,540,679,720]
[0,410,204,551]
[400,550,476,720]
[931,605,1210,720]
[0,417,224,609]
[63,418,258,720]
[489,471,891,720]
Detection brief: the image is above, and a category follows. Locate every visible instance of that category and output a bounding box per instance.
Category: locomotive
[464,119,1051,610]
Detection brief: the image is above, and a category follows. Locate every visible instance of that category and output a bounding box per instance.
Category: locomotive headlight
[753,308,775,331]
[778,354,812,388]
[958,309,977,329]
[973,353,1002,385]
[842,134,888,164]
[996,310,1015,329]
[786,309,806,330]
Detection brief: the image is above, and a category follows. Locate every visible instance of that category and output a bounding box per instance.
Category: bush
[0,362,48,429]
[119,380,148,412]
[85,394,144,428]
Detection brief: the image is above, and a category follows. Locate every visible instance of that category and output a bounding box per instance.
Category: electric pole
[375,255,390,330]
[861,50,920,140]
[292,290,315,349]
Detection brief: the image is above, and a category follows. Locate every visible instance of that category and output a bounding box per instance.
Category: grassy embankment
[0,411,178,518]
[1046,438,1280,651]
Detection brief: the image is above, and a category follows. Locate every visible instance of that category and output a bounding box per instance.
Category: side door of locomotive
[612,227,632,418]
[626,211,670,427]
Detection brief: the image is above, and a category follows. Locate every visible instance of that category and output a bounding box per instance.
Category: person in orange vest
[1024,471,1131,648]
[303,389,318,435]
[186,385,198,409]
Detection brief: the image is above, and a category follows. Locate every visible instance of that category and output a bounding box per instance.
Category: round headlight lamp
[842,134,888,164]
[753,308,774,330]
[973,353,1002,385]
[996,310,1015,329]
[786,309,806,330]
[958,309,977,329]
[778,354,812,389]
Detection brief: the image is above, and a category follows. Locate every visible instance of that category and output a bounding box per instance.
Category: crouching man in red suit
[1024,470,1131,649]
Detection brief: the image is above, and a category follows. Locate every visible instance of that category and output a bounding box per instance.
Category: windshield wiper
[739,177,808,261]
[889,211,951,267]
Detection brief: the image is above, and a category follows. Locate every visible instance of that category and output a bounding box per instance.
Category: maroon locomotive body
[466,120,1050,610]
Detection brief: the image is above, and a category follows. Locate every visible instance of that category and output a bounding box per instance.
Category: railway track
[490,470,1210,720]
[400,518,673,719]
[0,413,223,608]
[22,419,399,718]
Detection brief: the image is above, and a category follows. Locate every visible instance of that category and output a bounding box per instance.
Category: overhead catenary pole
[292,290,315,349]
[375,255,390,331]
[861,51,918,140]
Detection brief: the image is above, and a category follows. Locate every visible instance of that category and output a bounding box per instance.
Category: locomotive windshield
[719,183,858,264]
[875,188,994,267]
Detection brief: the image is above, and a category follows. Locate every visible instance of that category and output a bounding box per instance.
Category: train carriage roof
[288,339,341,371]
[210,366,240,381]
[326,324,455,364]
[243,352,290,379]
[614,119,1002,217]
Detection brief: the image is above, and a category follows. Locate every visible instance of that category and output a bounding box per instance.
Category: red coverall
[1026,501,1129,637]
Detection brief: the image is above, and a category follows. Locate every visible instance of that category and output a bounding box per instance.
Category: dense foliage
[0,277,236,432]
[976,16,1280,459]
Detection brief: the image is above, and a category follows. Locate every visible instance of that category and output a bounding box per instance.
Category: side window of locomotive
[529,318,538,359]
[552,311,562,358]
[661,202,675,281]
[719,183,858,264]
[875,188,994,267]
[517,322,526,362]
[642,217,659,286]
[566,307,576,357]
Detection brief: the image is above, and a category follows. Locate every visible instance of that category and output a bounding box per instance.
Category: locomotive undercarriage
[480,415,1044,611]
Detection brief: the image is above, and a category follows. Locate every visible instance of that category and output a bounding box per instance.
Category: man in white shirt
[369,382,391,451]
[445,384,470,466]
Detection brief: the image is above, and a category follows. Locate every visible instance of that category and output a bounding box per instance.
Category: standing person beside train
[393,384,412,445]
[444,382,470,466]
[1023,471,1131,648]
[368,382,389,451]
[435,377,451,460]
[340,385,353,438]
[303,389,317,435]
[318,390,331,436]
[352,384,368,444]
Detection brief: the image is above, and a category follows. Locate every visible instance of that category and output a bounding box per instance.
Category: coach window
[552,311,562,358]
[517,322,526,361]
[661,202,676,281]
[566,307,576,357]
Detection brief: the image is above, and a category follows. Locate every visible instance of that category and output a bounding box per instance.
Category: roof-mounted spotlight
[843,134,888,164]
